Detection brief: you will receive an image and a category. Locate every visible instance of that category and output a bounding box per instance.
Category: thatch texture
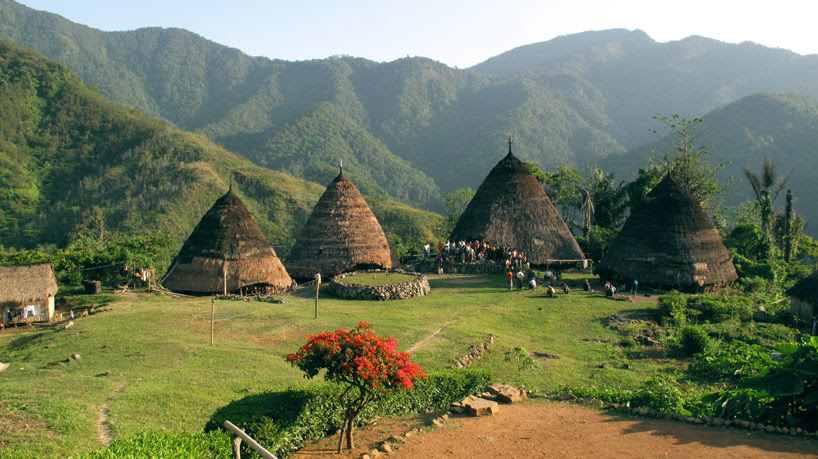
[285,170,394,279]
[0,263,58,303]
[448,147,584,265]
[596,175,737,289]
[788,270,818,305]
[162,187,292,294]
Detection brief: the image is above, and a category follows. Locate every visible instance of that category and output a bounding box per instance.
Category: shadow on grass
[4,331,48,351]
[601,411,815,454]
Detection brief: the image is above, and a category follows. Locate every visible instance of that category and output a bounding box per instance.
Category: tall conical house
[162,185,292,294]
[285,168,394,280]
[449,141,584,265]
[596,174,737,290]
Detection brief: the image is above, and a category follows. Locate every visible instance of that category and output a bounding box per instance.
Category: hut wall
[2,295,54,325]
[790,297,815,322]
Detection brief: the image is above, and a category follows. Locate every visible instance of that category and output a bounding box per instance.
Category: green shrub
[688,340,776,382]
[679,326,711,356]
[703,337,818,430]
[79,430,231,458]
[657,293,687,325]
[205,368,491,458]
[688,295,755,322]
[564,375,703,416]
[701,321,798,348]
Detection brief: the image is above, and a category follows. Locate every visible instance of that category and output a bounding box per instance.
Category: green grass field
[0,273,673,458]
[340,272,418,286]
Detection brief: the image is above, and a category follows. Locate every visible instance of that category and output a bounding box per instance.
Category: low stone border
[451,334,495,368]
[329,270,430,301]
[550,393,818,439]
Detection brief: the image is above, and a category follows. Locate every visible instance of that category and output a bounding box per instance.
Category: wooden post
[231,434,242,459]
[314,273,321,319]
[223,262,228,296]
[211,298,215,346]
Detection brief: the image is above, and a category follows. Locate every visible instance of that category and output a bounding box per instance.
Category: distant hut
[788,270,818,324]
[449,140,584,266]
[285,168,394,280]
[162,185,292,294]
[1,263,58,326]
[596,174,737,291]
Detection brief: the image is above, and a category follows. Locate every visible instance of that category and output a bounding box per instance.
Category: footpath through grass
[0,273,670,458]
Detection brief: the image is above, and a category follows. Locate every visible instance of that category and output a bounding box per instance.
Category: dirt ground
[292,400,817,458]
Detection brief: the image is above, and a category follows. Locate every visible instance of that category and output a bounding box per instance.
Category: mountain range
[1,0,817,235]
[0,38,442,253]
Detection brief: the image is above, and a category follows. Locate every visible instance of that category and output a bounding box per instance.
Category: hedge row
[82,368,491,458]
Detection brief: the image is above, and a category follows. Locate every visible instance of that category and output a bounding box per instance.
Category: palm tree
[743,157,791,238]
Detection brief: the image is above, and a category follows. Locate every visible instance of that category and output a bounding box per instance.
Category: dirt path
[406,320,455,353]
[96,382,125,446]
[293,401,817,458]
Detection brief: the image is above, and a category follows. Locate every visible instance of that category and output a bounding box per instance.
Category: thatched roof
[0,263,58,303]
[597,174,737,289]
[162,187,292,294]
[788,270,818,305]
[448,145,584,265]
[285,170,394,279]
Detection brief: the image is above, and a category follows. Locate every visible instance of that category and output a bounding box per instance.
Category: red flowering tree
[286,321,425,452]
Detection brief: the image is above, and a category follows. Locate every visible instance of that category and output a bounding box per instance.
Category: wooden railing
[223,420,277,459]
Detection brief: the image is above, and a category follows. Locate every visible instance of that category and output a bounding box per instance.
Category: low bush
[688,340,776,382]
[657,293,687,325]
[703,337,818,430]
[679,326,711,356]
[701,321,799,348]
[564,375,704,416]
[205,368,491,458]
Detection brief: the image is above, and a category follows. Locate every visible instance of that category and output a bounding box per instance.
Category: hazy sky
[17,0,818,68]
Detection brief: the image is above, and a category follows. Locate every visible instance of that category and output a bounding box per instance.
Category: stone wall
[412,260,507,275]
[329,270,430,301]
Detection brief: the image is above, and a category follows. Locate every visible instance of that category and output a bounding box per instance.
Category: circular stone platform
[328,270,431,301]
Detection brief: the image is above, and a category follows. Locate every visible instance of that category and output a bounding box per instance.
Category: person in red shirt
[505,270,514,290]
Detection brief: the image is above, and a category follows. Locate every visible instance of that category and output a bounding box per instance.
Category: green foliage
[700,321,798,349]
[702,337,818,430]
[204,369,491,458]
[440,188,475,236]
[576,226,618,263]
[79,430,231,459]
[678,326,712,356]
[649,114,728,211]
[689,340,776,382]
[504,346,541,388]
[566,375,701,415]
[658,293,757,325]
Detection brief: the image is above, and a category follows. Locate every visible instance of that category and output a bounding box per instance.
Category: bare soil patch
[293,400,817,458]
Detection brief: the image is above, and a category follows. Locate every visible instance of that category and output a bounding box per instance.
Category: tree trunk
[784,189,793,262]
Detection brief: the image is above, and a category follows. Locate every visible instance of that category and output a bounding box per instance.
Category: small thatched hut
[448,142,584,266]
[596,174,737,290]
[788,270,818,323]
[1,263,58,325]
[285,169,394,280]
[162,186,292,294]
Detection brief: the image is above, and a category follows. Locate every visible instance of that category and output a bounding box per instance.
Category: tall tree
[743,157,791,239]
[649,114,727,210]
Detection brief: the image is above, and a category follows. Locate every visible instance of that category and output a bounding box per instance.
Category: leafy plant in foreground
[286,321,425,452]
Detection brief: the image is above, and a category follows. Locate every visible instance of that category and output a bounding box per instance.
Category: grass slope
[0,273,671,458]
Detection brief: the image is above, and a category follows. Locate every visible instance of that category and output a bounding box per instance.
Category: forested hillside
[2,0,818,223]
[0,39,442,255]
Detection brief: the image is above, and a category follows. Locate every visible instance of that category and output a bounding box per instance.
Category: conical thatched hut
[162,186,292,294]
[0,263,58,325]
[596,174,737,290]
[787,270,818,322]
[285,169,394,280]
[449,142,584,265]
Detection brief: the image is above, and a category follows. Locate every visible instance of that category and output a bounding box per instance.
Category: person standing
[423,242,431,259]
[506,270,514,290]
[516,270,525,290]
[632,279,638,296]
